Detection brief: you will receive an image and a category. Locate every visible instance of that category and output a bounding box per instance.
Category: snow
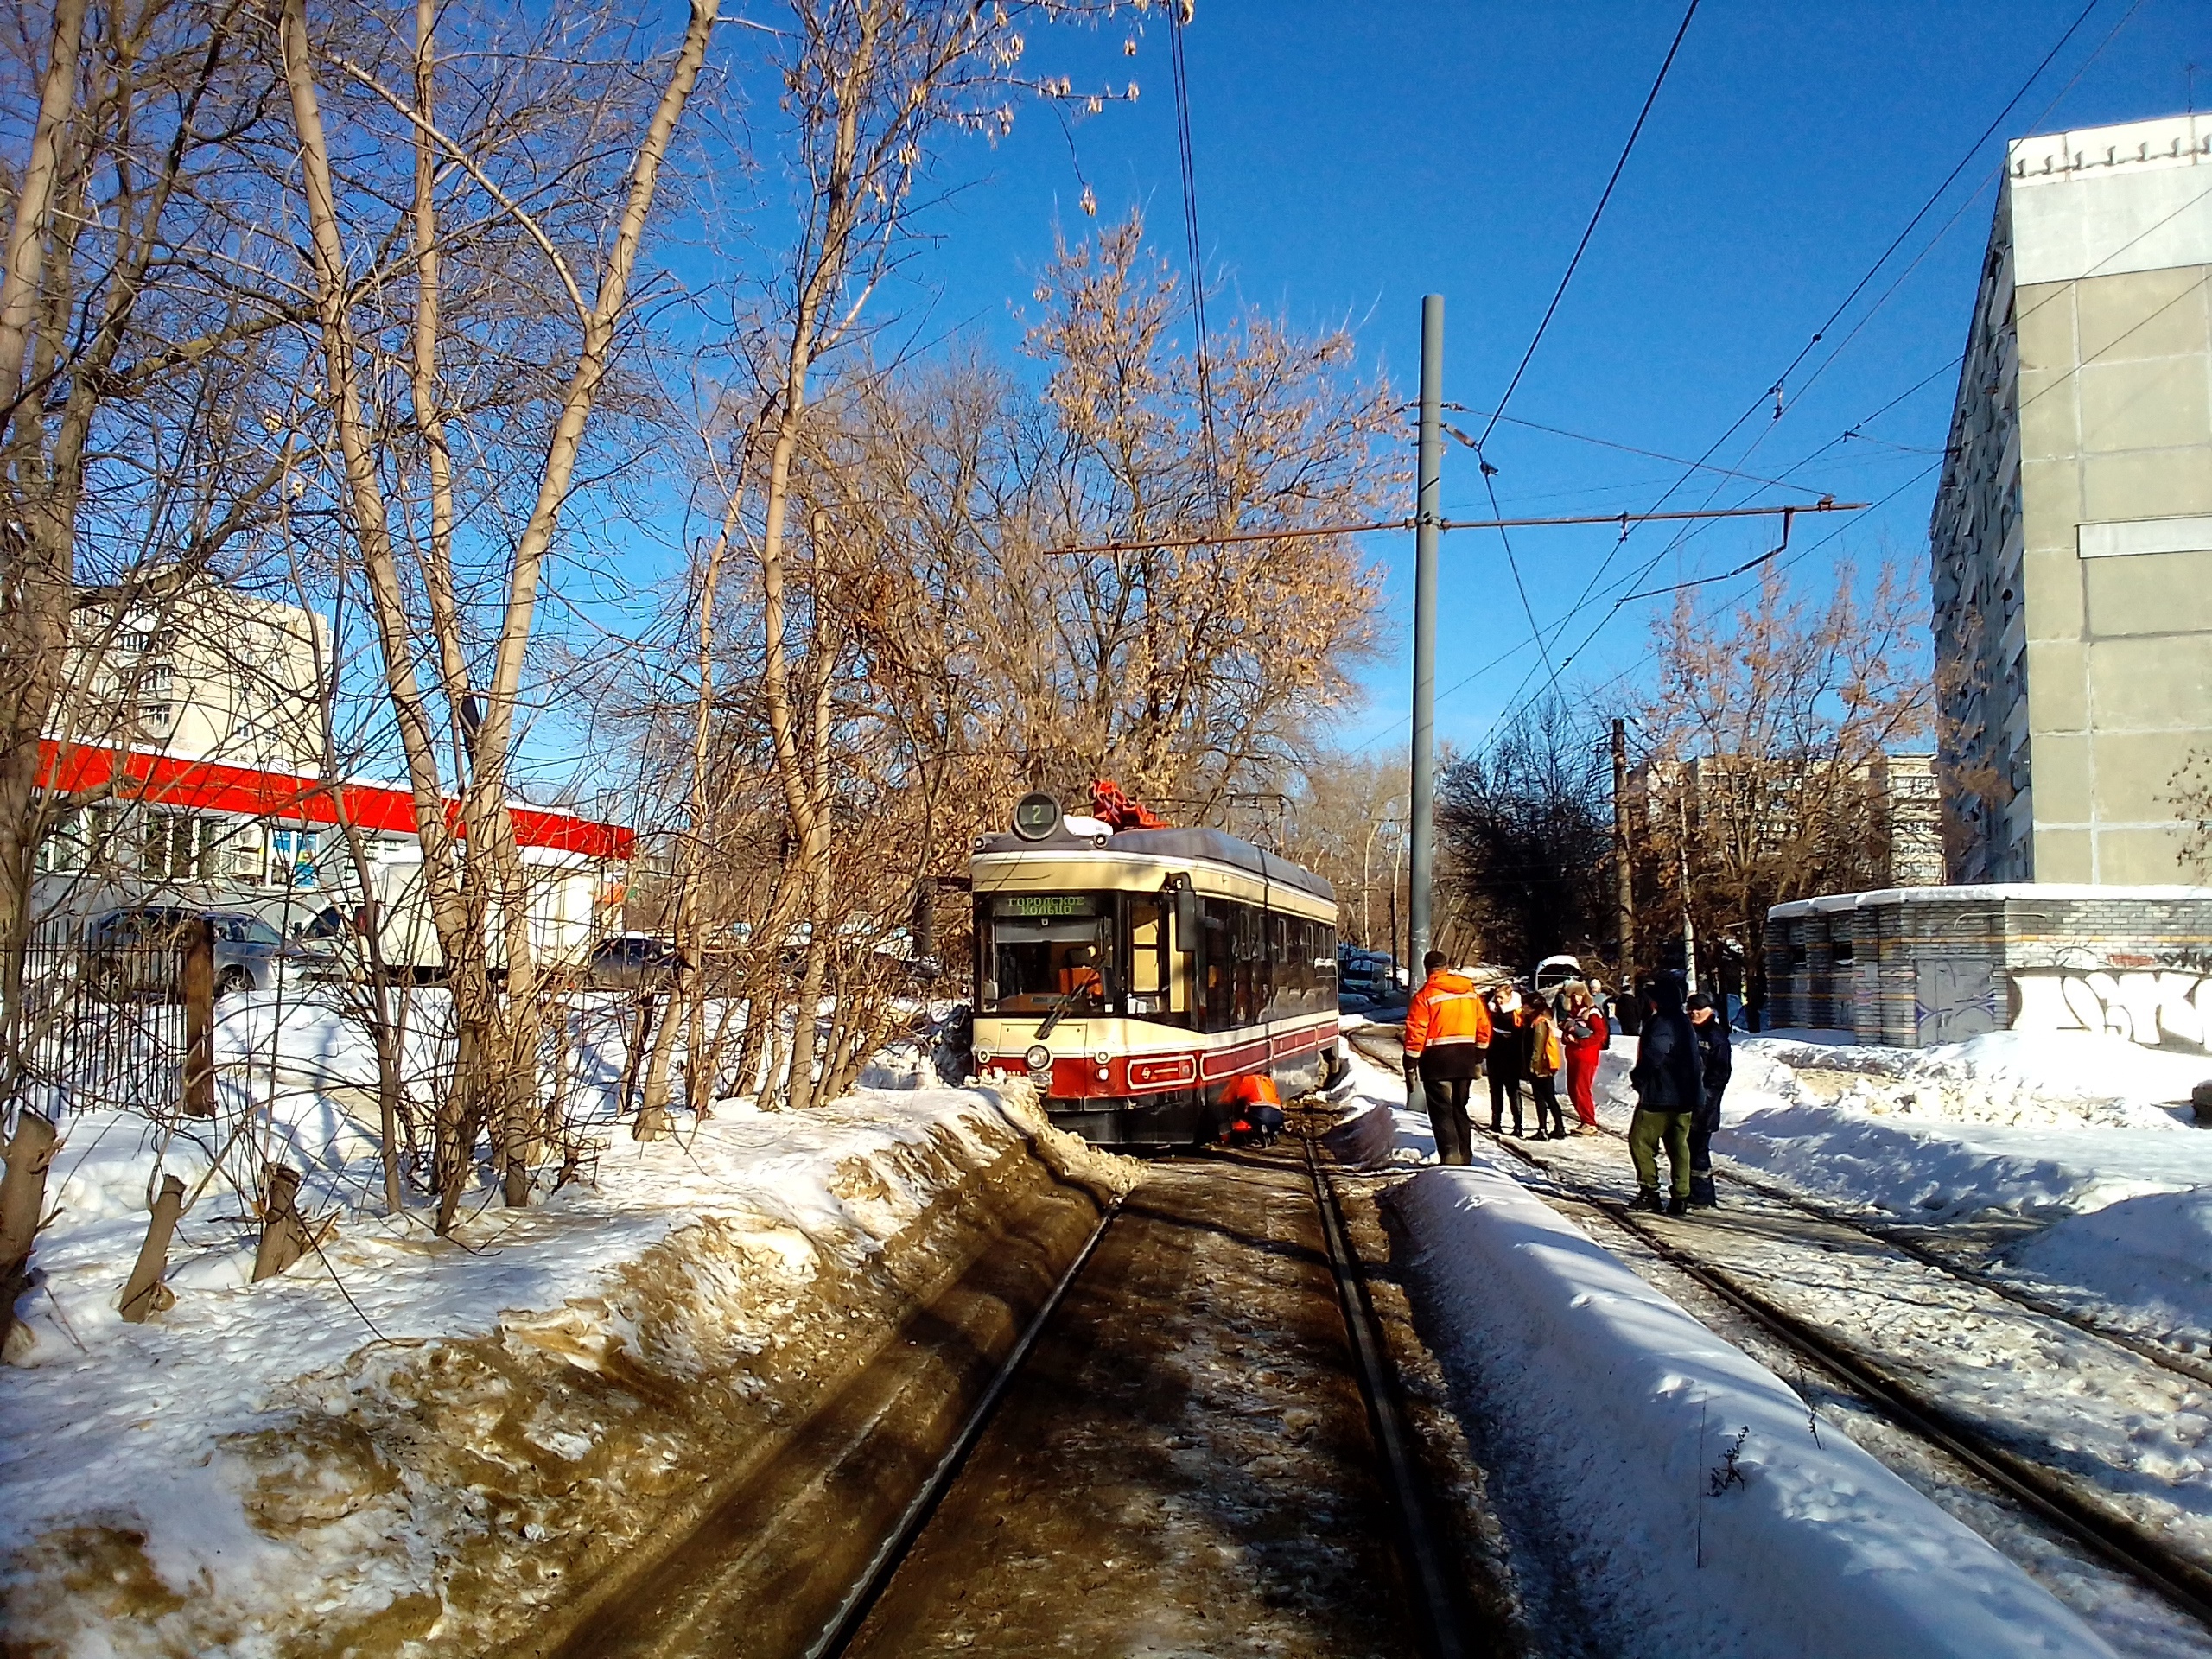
[1707,1031,2212,1342]
[1392,1159,2115,1657]
[0,985,1097,1651]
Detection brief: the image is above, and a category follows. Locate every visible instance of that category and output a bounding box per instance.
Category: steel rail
[1344,1025,2212,1389]
[806,1193,1122,1659]
[1301,1132,1472,1659]
[1478,1128,2212,1637]
[1711,1158,2212,1391]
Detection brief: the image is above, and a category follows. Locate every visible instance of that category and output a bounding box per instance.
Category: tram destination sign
[994,894,1096,918]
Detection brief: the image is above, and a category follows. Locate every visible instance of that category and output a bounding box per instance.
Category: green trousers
[1629,1109,1693,1198]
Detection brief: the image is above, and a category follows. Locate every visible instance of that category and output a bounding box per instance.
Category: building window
[138,811,218,881]
[269,828,320,891]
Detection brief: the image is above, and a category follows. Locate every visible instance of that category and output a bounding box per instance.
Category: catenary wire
[1167,5,1223,518]
[1471,0,1702,453]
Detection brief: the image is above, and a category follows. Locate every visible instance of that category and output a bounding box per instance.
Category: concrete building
[33,574,632,960]
[1932,112,2212,884]
[1766,885,2212,1053]
[1627,751,1943,889]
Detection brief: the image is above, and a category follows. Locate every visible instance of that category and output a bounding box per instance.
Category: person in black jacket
[1685,992,1732,1207]
[1627,976,1703,1216]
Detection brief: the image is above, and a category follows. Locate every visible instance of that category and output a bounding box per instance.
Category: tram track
[1345,1022,2212,1389]
[1341,1024,2212,1637]
[819,1142,1493,1659]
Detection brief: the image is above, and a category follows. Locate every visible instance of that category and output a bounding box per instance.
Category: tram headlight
[1094,1049,1110,1065]
[1024,1043,1052,1072]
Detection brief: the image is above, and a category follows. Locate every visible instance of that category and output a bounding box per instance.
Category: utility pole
[1675,786,1699,995]
[1408,294,1443,971]
[1611,717,1635,989]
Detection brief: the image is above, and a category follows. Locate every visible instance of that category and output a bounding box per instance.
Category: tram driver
[1056,943,1105,1006]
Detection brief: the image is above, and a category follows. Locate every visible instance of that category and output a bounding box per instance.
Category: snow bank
[2005,1189,2212,1339]
[1395,1165,2114,1658]
[1745,1029,2206,1128]
[0,1076,1128,1656]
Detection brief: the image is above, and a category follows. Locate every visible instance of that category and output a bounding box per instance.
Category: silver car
[84,906,295,1001]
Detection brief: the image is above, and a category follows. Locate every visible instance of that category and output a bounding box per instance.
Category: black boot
[1689,1175,1719,1208]
[1667,1193,1692,1217]
[1630,1187,1662,1213]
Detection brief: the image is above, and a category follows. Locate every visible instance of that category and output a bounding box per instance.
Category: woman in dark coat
[1627,976,1703,1215]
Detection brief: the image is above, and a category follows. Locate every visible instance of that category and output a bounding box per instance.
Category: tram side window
[1198,898,1238,1033]
[1126,899,1173,1018]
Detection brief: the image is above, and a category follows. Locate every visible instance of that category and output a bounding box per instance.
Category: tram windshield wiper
[1034,964,1114,1041]
[1033,989,1083,1041]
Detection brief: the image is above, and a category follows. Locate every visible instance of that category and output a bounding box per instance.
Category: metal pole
[1611,718,1635,988]
[1408,294,1443,971]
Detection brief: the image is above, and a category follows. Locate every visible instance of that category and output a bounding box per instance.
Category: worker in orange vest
[1402,950,1493,1166]
[1220,1071,1286,1147]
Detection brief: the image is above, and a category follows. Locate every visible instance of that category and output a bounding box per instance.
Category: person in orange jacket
[1402,950,1493,1166]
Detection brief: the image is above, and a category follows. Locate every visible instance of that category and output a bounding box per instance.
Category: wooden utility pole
[1611,718,1635,989]
[181,918,215,1117]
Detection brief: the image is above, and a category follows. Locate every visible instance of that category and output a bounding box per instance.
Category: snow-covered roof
[1770,883,2212,920]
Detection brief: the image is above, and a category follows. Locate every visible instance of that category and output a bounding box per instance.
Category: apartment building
[1932,112,2212,883]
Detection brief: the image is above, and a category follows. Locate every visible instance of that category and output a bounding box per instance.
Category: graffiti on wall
[1915,959,2005,1045]
[2010,955,2212,1053]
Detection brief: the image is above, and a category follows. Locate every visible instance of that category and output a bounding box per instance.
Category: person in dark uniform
[1686,992,1732,1208]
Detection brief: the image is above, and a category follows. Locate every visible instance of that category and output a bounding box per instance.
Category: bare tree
[1631,561,1931,1020]
[0,0,302,1106]
[275,0,716,1227]
[1438,700,1612,973]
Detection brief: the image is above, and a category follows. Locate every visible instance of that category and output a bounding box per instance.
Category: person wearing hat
[1685,991,1732,1207]
[1628,976,1703,1215]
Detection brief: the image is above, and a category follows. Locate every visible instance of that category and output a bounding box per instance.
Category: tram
[969,790,1343,1146]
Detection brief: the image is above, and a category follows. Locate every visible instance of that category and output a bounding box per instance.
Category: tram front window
[982,895,1113,1014]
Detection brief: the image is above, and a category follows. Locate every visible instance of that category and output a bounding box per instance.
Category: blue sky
[863,0,2206,766]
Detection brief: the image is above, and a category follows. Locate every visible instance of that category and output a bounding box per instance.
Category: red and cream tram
[969,793,1342,1145]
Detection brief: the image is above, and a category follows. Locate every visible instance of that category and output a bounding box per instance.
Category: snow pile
[1,1059,1125,1656]
[1749,1029,2206,1129]
[1710,1038,2212,1224]
[2004,1190,2212,1341]
[1394,1164,2114,1658]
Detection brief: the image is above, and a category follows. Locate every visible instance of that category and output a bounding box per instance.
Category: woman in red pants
[1560,982,1608,1134]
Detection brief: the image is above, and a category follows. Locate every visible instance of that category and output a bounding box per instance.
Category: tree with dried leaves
[1630,561,1931,1020]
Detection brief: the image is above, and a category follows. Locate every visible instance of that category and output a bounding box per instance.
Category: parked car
[84,906,294,1001]
[1534,954,1585,996]
[586,934,679,992]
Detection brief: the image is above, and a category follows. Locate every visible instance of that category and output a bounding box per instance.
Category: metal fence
[11,935,193,1118]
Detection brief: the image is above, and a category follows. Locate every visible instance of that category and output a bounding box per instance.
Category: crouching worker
[1403,950,1492,1166]
[1219,1072,1287,1147]
[1628,976,1703,1216]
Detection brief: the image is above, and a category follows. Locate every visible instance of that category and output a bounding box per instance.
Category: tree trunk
[118,1174,185,1323]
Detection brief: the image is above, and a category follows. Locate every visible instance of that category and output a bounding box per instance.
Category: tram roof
[974,825,1334,905]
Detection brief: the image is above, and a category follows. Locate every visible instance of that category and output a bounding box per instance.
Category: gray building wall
[1766,885,2212,1051]
[1932,115,2212,885]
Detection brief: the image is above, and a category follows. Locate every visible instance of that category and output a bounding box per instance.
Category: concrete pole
[1408,295,1443,972]
[1676,788,1699,995]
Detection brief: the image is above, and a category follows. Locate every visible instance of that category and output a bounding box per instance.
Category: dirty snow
[0,986,1088,1649]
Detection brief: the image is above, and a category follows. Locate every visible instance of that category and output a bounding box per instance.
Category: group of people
[1401,950,1732,1217]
